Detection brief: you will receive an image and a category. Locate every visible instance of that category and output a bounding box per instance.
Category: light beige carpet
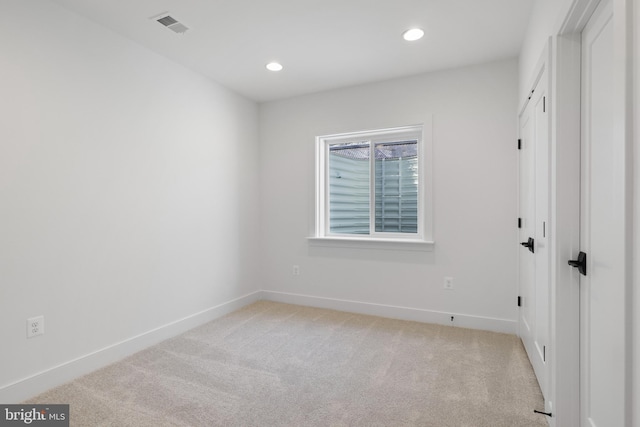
[27,301,548,426]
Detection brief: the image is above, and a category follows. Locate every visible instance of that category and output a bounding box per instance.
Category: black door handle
[520,237,534,253]
[568,251,587,276]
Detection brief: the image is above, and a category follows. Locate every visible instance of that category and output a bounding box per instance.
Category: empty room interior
[1,0,638,426]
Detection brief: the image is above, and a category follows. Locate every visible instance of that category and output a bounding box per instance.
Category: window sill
[307,236,434,251]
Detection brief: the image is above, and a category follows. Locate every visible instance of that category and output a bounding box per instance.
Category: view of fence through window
[329,139,418,234]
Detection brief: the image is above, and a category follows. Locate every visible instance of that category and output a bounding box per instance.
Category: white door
[579,0,626,425]
[518,70,550,399]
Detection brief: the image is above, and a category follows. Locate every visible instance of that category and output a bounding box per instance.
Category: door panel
[580,0,625,425]
[532,80,549,394]
[519,102,534,349]
[518,69,550,399]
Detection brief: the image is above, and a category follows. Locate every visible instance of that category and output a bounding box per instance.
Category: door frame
[550,0,634,425]
[634,2,640,425]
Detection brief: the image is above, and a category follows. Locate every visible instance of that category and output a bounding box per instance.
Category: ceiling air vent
[152,12,189,34]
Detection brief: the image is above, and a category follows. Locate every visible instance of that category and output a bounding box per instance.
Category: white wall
[259,59,519,331]
[0,0,260,401]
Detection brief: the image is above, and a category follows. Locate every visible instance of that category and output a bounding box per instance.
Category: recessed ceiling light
[402,28,424,41]
[266,62,283,72]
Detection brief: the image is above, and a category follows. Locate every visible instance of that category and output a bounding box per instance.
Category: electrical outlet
[443,276,454,290]
[27,316,44,338]
[292,265,300,276]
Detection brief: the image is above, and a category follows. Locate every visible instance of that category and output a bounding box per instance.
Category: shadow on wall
[308,246,435,265]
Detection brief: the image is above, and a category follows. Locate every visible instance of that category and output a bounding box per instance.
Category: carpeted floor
[27,301,548,426]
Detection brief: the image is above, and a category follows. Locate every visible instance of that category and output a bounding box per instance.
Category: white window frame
[310,120,434,251]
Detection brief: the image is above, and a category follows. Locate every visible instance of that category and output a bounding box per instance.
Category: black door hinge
[543,345,546,362]
[517,296,522,307]
[543,96,546,112]
[518,139,522,150]
[518,218,522,229]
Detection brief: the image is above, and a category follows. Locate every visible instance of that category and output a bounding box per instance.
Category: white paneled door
[579,0,626,425]
[518,65,550,401]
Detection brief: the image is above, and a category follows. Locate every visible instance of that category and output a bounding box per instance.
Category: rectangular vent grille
[157,16,178,27]
[154,13,189,34]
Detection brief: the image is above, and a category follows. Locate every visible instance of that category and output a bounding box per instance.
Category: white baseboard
[0,291,262,404]
[1,289,517,403]
[262,291,517,335]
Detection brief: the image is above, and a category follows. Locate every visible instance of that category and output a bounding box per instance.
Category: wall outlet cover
[27,316,44,338]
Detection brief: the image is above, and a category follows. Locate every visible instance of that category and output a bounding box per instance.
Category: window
[313,122,433,248]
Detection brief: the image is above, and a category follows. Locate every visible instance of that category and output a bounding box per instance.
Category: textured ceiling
[50,0,534,102]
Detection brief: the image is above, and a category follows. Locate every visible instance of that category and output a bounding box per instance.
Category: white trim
[0,291,262,404]
[262,290,517,334]
[549,31,583,427]
[634,0,640,423]
[615,1,635,424]
[307,236,434,251]
[558,0,602,34]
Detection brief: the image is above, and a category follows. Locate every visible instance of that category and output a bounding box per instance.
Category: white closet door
[579,0,626,425]
[518,68,550,399]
